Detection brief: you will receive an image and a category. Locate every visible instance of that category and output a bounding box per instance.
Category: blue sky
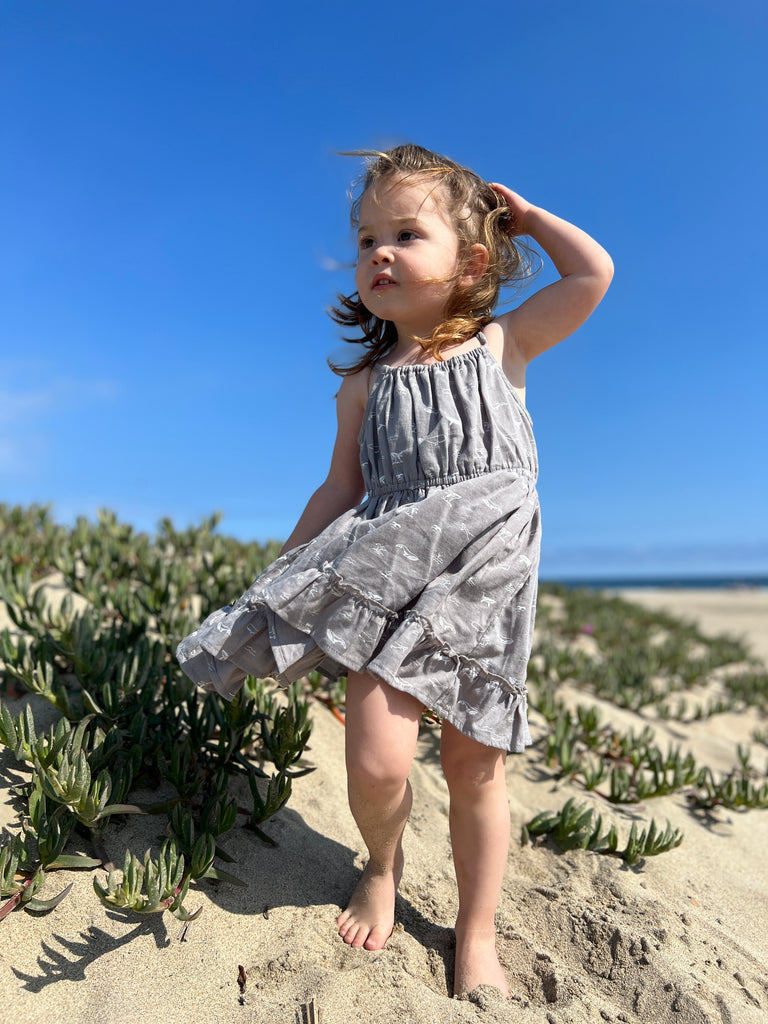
[2,0,766,579]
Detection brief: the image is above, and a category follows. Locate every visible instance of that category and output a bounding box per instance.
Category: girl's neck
[384,331,482,368]
[390,311,446,352]
[391,322,433,349]
[387,332,430,362]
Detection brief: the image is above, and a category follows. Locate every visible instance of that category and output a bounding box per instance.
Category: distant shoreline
[539,574,768,591]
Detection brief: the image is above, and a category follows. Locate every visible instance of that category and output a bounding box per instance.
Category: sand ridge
[2,588,767,1023]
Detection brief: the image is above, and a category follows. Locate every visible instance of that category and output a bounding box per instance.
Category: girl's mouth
[372,275,396,291]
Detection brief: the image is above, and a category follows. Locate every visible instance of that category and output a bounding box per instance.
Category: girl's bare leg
[336,671,423,950]
[440,722,511,998]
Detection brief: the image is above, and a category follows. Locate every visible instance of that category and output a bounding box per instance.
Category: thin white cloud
[0,378,118,426]
[0,373,119,476]
[0,434,47,475]
[318,254,350,272]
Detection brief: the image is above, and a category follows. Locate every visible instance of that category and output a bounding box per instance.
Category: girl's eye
[359,237,374,250]
[398,230,416,242]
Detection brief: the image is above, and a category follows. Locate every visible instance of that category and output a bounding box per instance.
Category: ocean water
[540,575,768,590]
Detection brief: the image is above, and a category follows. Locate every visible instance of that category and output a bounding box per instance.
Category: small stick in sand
[295,997,319,1024]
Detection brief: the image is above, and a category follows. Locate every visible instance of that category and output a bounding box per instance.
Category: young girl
[177,144,613,998]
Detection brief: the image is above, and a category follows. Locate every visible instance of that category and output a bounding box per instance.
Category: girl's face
[355,175,464,341]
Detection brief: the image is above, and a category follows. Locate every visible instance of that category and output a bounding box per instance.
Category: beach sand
[2,588,767,1024]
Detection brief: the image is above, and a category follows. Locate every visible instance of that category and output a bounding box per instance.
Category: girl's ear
[458,243,490,289]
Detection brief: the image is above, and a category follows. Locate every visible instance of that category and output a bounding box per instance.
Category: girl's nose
[372,245,393,265]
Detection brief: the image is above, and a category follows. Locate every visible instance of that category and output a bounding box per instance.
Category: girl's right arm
[489,183,614,365]
[279,370,368,554]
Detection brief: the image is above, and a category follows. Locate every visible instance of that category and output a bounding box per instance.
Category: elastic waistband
[366,463,537,498]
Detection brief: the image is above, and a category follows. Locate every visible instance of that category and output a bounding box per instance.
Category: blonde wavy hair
[329,144,539,376]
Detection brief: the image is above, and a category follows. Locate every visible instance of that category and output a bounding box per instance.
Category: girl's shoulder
[336,362,373,414]
[482,320,527,397]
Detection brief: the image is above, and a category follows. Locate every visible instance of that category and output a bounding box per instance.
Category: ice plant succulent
[0,505,315,921]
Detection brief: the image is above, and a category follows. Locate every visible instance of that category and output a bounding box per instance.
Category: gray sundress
[176,332,540,751]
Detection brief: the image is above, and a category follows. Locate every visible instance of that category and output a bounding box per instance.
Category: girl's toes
[363,923,392,950]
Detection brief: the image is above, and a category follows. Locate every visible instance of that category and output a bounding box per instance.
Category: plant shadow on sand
[11,913,170,993]
[193,803,457,991]
[9,800,456,996]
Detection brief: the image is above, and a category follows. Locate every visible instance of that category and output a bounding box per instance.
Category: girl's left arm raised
[490,183,614,365]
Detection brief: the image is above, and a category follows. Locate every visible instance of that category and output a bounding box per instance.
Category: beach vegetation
[688,763,768,811]
[0,504,313,921]
[531,696,768,812]
[533,583,758,714]
[1,506,766,920]
[523,796,683,866]
[524,582,768,868]
[93,842,201,920]
[721,668,768,714]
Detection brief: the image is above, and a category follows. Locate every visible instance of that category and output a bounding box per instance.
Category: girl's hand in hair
[488,183,534,237]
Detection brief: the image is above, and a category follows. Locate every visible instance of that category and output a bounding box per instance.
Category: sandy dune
[2,587,767,1024]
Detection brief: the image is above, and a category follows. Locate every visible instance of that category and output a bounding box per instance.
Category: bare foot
[453,929,510,999]
[336,853,403,950]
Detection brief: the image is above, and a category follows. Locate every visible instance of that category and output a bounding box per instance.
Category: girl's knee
[347,748,412,796]
[344,673,422,788]
[441,728,506,793]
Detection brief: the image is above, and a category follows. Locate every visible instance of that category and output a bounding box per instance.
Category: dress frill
[176,471,537,751]
[177,339,540,752]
